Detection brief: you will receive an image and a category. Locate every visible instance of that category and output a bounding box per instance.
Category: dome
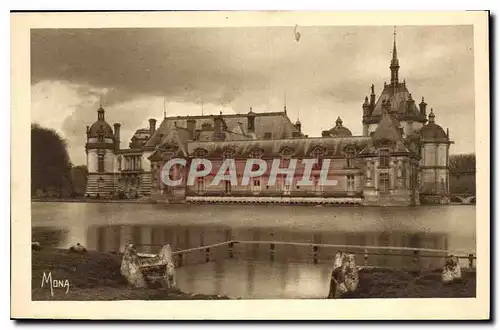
[327,117,352,137]
[419,109,447,140]
[88,106,115,138]
[420,123,447,139]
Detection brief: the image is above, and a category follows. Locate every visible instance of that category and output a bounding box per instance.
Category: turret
[419,97,427,117]
[362,96,370,116]
[370,84,376,107]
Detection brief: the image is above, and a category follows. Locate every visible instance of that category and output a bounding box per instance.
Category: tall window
[97,154,105,172]
[251,178,261,193]
[379,172,390,193]
[224,180,232,194]
[196,177,205,194]
[347,175,355,192]
[379,149,390,167]
[345,147,356,168]
[117,156,122,171]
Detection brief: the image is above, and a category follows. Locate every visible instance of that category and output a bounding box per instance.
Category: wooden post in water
[270,243,275,262]
[205,248,210,263]
[313,245,319,264]
[468,254,474,268]
[177,253,183,268]
[413,250,420,267]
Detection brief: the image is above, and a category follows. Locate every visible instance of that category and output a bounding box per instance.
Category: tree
[71,165,88,197]
[31,123,73,197]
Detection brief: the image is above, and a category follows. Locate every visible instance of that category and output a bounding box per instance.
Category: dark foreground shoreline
[32,248,475,300]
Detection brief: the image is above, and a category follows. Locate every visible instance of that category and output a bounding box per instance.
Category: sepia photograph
[11,11,490,320]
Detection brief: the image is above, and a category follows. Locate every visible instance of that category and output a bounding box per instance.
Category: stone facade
[85,34,452,206]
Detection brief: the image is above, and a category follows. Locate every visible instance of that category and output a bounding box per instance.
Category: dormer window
[98,134,104,142]
[222,148,235,160]
[250,148,263,159]
[311,147,325,170]
[194,148,208,159]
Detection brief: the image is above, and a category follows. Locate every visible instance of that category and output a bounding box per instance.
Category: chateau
[85,35,453,206]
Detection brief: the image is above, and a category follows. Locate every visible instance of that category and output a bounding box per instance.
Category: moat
[31,202,476,298]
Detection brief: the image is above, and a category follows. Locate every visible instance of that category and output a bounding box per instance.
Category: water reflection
[33,223,452,268]
[31,203,476,299]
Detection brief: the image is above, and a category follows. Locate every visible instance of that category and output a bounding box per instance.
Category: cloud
[30,25,475,165]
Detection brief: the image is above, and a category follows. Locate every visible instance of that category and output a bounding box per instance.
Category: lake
[31,202,476,298]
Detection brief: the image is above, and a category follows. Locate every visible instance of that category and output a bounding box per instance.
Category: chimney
[419,97,427,117]
[186,117,196,140]
[148,118,157,137]
[113,123,121,150]
[247,107,256,132]
[213,113,225,141]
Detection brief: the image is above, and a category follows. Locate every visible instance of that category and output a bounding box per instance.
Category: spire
[97,96,104,120]
[284,90,287,113]
[390,26,400,86]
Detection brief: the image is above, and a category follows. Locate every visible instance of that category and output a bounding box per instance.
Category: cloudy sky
[31,25,475,166]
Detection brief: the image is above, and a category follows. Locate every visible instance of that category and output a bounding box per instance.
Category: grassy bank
[32,248,227,300]
[32,248,475,300]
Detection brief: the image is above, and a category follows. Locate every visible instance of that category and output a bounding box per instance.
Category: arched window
[345,146,357,168]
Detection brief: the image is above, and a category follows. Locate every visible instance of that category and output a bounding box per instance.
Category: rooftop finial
[284,90,287,113]
[99,95,103,108]
[163,98,167,119]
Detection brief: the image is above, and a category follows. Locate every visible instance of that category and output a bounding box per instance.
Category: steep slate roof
[370,83,425,121]
[187,136,371,159]
[360,110,410,155]
[145,111,302,148]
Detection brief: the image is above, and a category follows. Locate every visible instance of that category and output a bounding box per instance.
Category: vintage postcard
[11,11,490,320]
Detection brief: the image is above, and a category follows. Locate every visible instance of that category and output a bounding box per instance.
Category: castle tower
[85,104,119,197]
[419,109,453,204]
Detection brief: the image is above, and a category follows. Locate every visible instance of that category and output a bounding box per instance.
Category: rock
[158,244,176,289]
[68,243,87,254]
[328,252,359,298]
[120,243,147,288]
[442,255,461,284]
[32,241,42,251]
